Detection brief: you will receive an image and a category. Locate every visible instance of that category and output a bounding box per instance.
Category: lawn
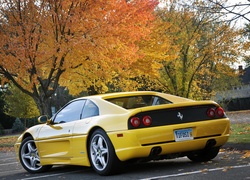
[228,123,250,143]
[0,135,19,152]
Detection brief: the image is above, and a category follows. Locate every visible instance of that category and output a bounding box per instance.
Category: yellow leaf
[242,150,250,158]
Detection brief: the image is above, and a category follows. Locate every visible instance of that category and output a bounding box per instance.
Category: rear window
[106,95,172,109]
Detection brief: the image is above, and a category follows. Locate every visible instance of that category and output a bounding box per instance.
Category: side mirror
[38,115,52,124]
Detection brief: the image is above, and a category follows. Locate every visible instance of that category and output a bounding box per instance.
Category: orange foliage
[0,0,158,114]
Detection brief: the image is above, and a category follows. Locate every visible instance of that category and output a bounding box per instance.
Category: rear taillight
[207,107,225,118]
[142,116,152,126]
[130,117,140,127]
[130,116,153,128]
[216,107,225,117]
[207,108,216,118]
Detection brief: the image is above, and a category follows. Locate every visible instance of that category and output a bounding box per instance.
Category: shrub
[0,123,4,135]
[12,118,25,133]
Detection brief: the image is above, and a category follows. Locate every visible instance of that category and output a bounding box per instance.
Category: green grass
[228,123,250,143]
[0,135,19,152]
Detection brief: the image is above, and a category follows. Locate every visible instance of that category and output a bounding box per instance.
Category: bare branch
[207,0,250,23]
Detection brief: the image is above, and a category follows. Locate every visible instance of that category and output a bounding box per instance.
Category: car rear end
[108,101,230,161]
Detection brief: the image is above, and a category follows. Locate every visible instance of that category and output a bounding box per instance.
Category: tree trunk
[33,96,52,117]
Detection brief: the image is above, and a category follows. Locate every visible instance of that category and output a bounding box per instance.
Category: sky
[225,0,250,28]
[158,0,250,27]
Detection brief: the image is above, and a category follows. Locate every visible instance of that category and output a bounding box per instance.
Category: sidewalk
[226,110,250,124]
[223,142,250,150]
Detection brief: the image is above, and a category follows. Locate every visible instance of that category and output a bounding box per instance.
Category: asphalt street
[0,146,249,180]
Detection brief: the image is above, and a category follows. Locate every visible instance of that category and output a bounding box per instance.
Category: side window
[81,100,99,119]
[54,100,86,123]
[152,96,172,105]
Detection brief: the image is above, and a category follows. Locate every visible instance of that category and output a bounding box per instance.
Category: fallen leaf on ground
[241,150,250,158]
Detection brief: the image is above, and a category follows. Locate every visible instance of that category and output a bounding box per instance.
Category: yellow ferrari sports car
[14,91,230,175]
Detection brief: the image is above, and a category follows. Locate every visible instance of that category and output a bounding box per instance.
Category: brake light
[207,107,225,118]
[130,117,140,127]
[216,107,225,117]
[142,116,152,126]
[207,108,216,118]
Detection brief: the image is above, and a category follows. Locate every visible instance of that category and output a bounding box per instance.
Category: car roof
[73,91,194,115]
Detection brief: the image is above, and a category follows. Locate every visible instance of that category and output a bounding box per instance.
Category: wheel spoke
[97,136,103,148]
[92,142,98,154]
[100,146,108,155]
[100,145,108,167]
[99,155,107,167]
[35,151,40,161]
[30,158,36,168]
[27,143,35,153]
[22,153,31,160]
[91,141,99,164]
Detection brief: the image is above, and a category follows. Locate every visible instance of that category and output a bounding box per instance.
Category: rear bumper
[114,135,228,161]
[108,119,230,161]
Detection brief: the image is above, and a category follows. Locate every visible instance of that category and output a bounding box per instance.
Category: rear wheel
[187,147,220,162]
[88,129,121,175]
[19,136,52,173]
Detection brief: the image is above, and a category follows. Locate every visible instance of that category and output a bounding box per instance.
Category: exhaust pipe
[150,146,162,157]
[205,139,216,149]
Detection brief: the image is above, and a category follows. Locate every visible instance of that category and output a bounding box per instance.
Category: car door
[36,100,86,160]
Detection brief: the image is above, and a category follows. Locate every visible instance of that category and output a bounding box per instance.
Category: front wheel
[88,129,121,175]
[19,136,52,173]
[187,147,220,162]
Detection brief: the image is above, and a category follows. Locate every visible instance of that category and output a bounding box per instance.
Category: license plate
[174,128,193,142]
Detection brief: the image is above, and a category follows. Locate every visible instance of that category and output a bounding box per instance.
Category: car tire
[19,136,52,173]
[88,129,121,175]
[187,146,220,162]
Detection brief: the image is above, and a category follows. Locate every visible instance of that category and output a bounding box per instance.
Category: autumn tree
[199,0,250,68]
[0,0,158,116]
[242,23,250,67]
[137,0,243,99]
[110,5,179,93]
[3,84,73,127]
[3,84,40,119]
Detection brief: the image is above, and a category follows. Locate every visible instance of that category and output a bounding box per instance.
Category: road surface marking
[140,163,250,180]
[20,169,91,180]
[0,162,18,166]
